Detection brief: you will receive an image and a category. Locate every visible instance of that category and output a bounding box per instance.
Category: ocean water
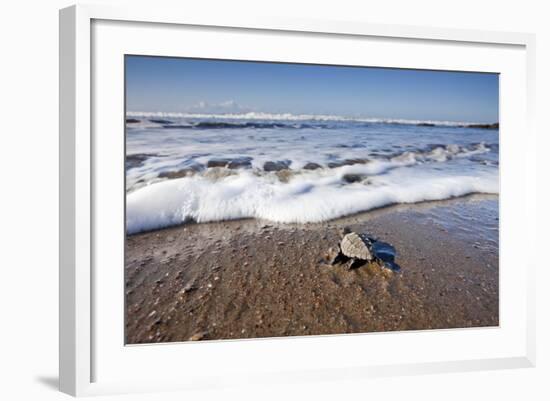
[125,113,499,234]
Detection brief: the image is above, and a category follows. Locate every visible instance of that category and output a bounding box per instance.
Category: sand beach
[125,194,498,344]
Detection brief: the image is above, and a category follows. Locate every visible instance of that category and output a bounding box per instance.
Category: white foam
[126,167,498,234]
[126,110,479,127]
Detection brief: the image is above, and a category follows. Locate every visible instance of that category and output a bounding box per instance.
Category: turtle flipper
[348,258,367,270]
[330,250,349,265]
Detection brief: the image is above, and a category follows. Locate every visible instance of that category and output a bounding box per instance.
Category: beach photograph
[124,56,499,344]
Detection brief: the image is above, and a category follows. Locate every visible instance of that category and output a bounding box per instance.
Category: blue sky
[125,55,499,123]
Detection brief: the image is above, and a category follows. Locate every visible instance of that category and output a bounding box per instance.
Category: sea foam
[126,166,498,234]
[125,115,498,234]
[127,111,478,127]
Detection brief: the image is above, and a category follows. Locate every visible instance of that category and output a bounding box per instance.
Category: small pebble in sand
[207,283,213,288]
[148,310,156,318]
[179,287,194,296]
[188,332,207,341]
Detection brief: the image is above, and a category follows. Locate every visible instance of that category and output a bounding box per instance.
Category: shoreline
[125,194,498,344]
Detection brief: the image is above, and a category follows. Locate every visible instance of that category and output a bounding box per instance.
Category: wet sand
[125,194,498,344]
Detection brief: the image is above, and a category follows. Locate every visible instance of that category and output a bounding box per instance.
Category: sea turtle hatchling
[330,231,376,269]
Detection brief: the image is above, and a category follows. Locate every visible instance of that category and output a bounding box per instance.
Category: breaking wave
[126,111,484,127]
[126,166,498,234]
[125,114,499,234]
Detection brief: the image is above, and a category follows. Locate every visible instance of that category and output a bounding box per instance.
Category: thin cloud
[185,100,252,114]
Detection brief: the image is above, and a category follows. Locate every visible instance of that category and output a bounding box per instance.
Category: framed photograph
[59,4,536,396]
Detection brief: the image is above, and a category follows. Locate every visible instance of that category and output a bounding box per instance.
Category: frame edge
[60,4,93,396]
[59,5,77,396]
[524,33,536,368]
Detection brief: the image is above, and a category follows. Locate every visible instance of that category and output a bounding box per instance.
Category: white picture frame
[59,3,536,397]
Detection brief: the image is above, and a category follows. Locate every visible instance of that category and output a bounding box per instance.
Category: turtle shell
[340,232,374,261]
